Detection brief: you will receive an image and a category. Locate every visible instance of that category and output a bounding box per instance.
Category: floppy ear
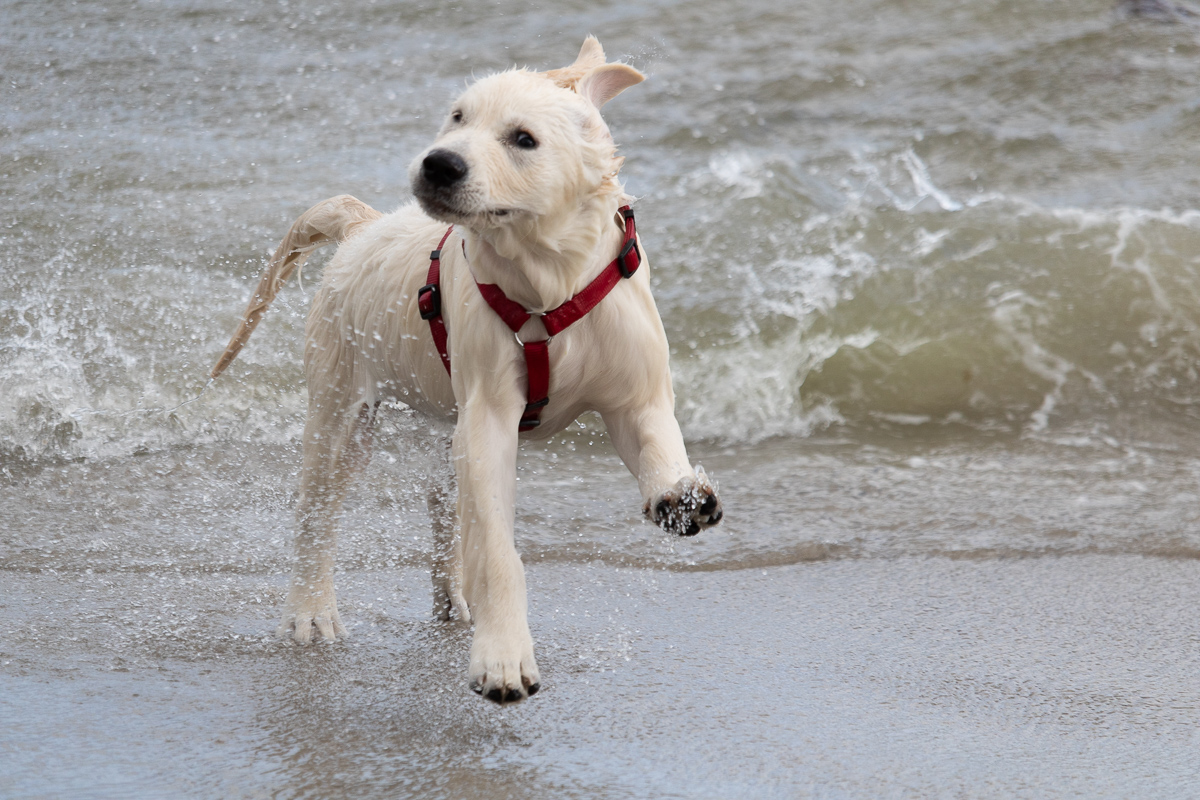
[578,62,645,109]
[547,35,609,90]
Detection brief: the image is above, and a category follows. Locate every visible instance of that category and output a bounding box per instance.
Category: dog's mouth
[484,207,526,221]
[417,193,518,225]
[416,194,470,223]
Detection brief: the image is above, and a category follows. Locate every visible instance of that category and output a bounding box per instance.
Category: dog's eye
[513,130,537,150]
[451,110,464,123]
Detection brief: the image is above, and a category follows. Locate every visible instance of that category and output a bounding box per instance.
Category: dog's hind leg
[278,396,377,643]
[427,467,469,623]
[423,434,468,622]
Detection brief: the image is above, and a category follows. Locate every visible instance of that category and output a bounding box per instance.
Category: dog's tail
[210,195,382,380]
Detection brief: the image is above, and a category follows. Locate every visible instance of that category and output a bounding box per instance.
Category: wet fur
[212,37,722,704]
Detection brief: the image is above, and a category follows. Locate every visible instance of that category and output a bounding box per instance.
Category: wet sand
[4,554,1198,798]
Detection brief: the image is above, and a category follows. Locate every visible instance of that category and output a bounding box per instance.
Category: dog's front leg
[453,396,540,703]
[604,400,723,537]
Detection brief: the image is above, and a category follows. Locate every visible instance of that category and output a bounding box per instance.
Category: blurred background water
[3,1,1200,797]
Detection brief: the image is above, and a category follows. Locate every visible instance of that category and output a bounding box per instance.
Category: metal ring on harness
[514,330,553,348]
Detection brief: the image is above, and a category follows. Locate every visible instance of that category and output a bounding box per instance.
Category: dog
[211,37,722,704]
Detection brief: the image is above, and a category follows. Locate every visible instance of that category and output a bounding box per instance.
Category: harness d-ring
[515,330,553,348]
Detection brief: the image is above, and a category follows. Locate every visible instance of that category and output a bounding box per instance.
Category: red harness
[417,206,641,431]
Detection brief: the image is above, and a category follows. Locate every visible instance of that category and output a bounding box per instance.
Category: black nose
[421,149,468,188]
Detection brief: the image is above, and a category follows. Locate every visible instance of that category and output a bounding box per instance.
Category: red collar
[417,206,641,431]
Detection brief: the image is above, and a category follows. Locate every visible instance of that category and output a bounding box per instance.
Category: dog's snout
[422,149,468,188]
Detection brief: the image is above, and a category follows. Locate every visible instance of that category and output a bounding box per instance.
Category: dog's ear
[572,36,607,70]
[578,62,645,109]
[547,35,609,90]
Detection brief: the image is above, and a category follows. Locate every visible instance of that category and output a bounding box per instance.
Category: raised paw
[276,580,347,644]
[468,628,541,705]
[645,466,723,536]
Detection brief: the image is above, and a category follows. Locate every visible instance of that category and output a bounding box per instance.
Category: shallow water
[3,0,1200,797]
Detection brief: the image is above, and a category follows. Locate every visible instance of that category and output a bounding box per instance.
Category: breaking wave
[667,149,1200,444]
[4,148,1200,463]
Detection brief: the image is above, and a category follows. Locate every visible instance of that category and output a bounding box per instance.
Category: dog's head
[409,37,644,250]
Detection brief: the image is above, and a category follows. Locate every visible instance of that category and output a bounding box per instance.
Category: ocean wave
[668,149,1200,443]
[5,150,1200,460]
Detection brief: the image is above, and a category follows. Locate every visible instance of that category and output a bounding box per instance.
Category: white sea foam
[706,151,768,199]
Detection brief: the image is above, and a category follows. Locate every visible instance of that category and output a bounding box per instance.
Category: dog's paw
[645,467,723,536]
[276,580,347,644]
[468,628,541,705]
[433,579,471,624]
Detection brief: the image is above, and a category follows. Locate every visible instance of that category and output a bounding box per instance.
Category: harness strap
[417,226,456,373]
[421,205,640,432]
[474,283,531,331]
[520,340,550,431]
[543,207,638,336]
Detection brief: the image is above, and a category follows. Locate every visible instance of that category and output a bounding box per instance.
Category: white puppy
[212,37,722,703]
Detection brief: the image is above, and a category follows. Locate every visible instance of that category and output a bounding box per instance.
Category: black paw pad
[483,685,526,704]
